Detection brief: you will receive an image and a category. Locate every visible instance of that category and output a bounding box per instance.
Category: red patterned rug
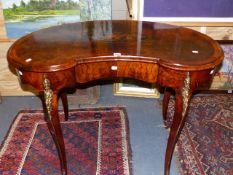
[166,95,233,175]
[0,107,132,175]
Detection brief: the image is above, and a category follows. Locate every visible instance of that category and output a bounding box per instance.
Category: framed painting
[133,0,233,26]
[114,79,160,98]
[1,0,111,39]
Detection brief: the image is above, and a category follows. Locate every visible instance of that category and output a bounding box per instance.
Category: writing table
[7,20,224,175]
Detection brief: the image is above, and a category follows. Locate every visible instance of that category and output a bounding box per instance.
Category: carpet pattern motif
[166,95,233,175]
[0,107,131,175]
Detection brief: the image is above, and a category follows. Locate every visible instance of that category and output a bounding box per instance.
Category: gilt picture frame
[114,79,160,98]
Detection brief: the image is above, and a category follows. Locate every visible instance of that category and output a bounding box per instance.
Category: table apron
[16,68,77,92]
[16,63,215,93]
[75,61,159,83]
[158,66,215,90]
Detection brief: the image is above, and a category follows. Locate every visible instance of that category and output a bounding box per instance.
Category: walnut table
[7,20,224,175]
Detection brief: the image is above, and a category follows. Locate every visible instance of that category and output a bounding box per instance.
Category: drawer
[76,61,117,83]
[76,61,158,83]
[117,61,158,83]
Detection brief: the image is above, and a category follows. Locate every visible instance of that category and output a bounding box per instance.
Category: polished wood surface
[7,20,224,175]
[8,20,222,72]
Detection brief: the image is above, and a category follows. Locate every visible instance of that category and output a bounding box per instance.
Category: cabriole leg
[164,73,192,175]
[43,76,68,175]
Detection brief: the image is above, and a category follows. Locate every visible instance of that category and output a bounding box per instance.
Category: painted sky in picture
[2,0,28,8]
[2,0,80,9]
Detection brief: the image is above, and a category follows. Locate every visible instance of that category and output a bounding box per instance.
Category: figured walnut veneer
[7,20,224,175]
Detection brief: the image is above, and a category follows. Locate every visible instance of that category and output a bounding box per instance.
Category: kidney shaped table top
[7,20,224,175]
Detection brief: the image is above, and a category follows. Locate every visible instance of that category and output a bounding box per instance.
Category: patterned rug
[166,95,233,175]
[0,107,132,175]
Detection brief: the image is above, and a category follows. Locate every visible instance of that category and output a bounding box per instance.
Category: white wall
[111,0,130,20]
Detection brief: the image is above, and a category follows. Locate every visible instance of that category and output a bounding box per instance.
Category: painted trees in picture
[1,0,111,38]
[3,0,80,22]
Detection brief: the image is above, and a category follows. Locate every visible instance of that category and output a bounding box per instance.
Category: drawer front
[117,61,158,83]
[16,68,76,91]
[76,62,117,83]
[76,61,158,83]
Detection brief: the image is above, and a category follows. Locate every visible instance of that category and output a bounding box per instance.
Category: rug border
[0,106,133,175]
[170,94,233,175]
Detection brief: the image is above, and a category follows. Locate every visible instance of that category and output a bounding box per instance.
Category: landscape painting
[1,0,111,38]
